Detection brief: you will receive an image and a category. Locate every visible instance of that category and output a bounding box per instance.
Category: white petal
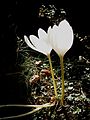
[51,25,59,51]
[59,20,73,54]
[59,19,70,28]
[52,20,74,56]
[24,35,39,52]
[47,26,51,34]
[38,28,47,42]
[47,26,52,43]
[30,35,52,56]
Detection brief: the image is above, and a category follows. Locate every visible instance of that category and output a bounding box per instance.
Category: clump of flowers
[24,19,74,105]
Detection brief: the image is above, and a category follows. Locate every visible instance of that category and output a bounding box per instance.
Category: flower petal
[47,26,52,34]
[30,35,52,56]
[58,20,73,55]
[51,20,74,56]
[38,28,48,42]
[47,26,53,43]
[51,25,60,54]
[24,35,39,52]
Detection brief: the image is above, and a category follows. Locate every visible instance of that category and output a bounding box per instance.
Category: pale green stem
[0,107,42,120]
[0,103,54,108]
[47,54,58,98]
[0,103,54,119]
[59,55,64,106]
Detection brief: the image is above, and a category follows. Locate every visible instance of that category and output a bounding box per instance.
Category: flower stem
[48,54,58,98]
[59,55,64,106]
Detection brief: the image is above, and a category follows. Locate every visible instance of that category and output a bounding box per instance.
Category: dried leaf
[40,69,51,77]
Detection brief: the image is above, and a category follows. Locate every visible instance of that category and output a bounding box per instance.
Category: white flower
[24,28,52,56]
[49,19,74,56]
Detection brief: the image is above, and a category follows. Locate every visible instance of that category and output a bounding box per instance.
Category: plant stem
[0,103,54,119]
[0,103,54,108]
[48,54,58,98]
[59,55,64,105]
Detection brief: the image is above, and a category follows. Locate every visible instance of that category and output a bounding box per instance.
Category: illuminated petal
[49,25,60,55]
[30,35,52,56]
[47,26,52,34]
[51,20,74,56]
[38,28,47,42]
[47,26,53,47]
[58,20,73,49]
[24,35,38,52]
